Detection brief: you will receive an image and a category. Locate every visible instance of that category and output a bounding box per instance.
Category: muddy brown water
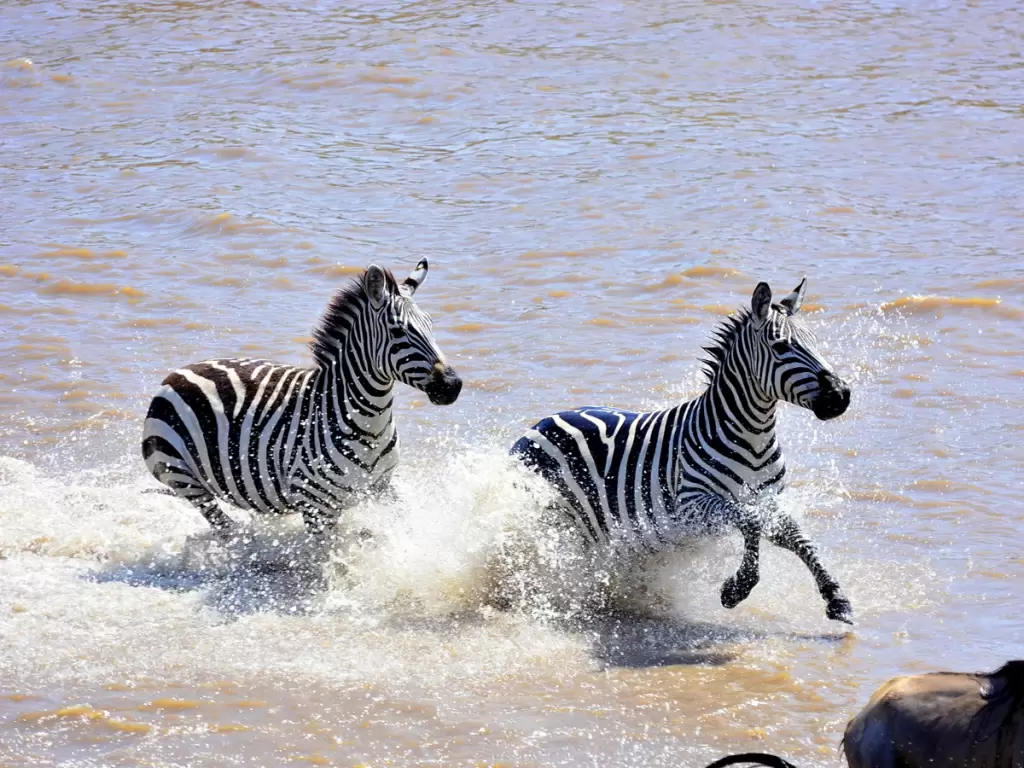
[1,1,1023,766]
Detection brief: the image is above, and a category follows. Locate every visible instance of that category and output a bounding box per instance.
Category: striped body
[141,261,461,532]
[512,278,855,623]
[143,358,396,518]
[513,395,784,551]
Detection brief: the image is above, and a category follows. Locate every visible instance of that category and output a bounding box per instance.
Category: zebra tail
[140,488,177,496]
[703,753,799,768]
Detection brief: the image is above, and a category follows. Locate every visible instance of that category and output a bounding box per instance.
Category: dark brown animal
[843,660,1024,768]
[703,661,1024,768]
[704,754,797,768]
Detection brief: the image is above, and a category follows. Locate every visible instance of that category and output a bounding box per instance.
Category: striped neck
[308,313,396,442]
[700,329,779,451]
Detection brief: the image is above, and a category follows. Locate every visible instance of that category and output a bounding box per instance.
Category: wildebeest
[703,660,1024,768]
[843,660,1024,768]
[704,753,797,767]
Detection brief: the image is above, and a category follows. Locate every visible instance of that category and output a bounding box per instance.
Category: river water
[1,1,1023,766]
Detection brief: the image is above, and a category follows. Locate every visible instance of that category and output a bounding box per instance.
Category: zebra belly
[511,407,677,549]
[287,439,399,513]
[659,496,737,541]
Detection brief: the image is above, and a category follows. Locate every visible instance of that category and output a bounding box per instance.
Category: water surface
[2,1,1023,766]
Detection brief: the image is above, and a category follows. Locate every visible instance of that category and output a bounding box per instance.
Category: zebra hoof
[826,596,854,625]
[720,576,750,610]
[210,524,236,542]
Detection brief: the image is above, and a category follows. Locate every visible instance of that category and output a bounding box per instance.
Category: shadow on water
[88,527,345,618]
[367,603,745,668]
[87,530,851,668]
[572,610,850,670]
[581,612,743,668]
[375,604,849,671]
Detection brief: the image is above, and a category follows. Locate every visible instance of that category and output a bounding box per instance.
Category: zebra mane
[309,268,400,365]
[700,308,751,381]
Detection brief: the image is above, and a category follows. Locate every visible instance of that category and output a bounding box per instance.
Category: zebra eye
[771,340,792,354]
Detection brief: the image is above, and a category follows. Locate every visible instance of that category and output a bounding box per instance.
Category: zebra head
[362,260,463,405]
[749,278,850,420]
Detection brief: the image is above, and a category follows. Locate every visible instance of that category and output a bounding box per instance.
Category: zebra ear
[751,281,772,324]
[779,277,807,314]
[364,265,389,306]
[403,259,428,296]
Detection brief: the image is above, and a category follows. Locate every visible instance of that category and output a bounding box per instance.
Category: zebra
[141,259,462,535]
[510,278,854,624]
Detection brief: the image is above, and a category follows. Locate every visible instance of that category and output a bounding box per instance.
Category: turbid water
[1,1,1023,766]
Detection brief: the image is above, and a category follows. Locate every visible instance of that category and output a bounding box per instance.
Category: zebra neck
[309,350,396,443]
[699,371,779,454]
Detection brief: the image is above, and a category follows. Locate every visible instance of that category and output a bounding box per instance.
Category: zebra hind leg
[765,512,853,624]
[144,450,235,534]
[185,491,235,534]
[155,478,235,534]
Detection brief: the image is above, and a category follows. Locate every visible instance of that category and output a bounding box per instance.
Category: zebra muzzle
[811,371,850,420]
[424,365,463,405]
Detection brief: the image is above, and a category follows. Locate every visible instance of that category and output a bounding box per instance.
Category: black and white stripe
[142,260,462,534]
[511,278,855,623]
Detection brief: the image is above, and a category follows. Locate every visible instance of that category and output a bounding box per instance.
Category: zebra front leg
[300,501,372,542]
[765,513,853,624]
[676,495,763,610]
[720,515,763,609]
[301,505,339,536]
[369,477,399,505]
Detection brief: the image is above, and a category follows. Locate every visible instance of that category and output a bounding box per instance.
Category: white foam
[0,428,935,699]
